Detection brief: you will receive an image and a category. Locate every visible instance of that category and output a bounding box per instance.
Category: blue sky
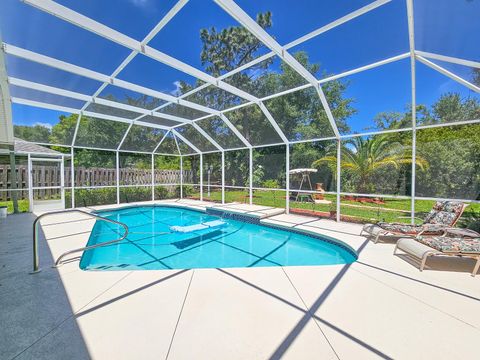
[1,0,478,134]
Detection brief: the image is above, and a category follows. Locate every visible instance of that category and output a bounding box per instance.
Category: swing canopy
[289,168,318,175]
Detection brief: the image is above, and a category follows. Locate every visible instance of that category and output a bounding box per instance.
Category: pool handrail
[31,209,129,273]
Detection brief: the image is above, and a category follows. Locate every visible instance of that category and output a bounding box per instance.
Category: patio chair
[394,231,480,276]
[360,201,466,243]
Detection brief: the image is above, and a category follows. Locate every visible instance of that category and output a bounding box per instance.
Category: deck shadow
[216,241,393,359]
[0,213,91,359]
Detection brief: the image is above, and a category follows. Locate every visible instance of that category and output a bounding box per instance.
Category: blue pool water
[79,206,356,270]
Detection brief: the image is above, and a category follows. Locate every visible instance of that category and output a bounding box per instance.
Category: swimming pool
[80,206,356,270]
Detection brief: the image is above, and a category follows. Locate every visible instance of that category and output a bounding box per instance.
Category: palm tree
[312,135,428,194]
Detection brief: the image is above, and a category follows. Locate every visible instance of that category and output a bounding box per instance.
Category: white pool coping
[1,199,479,359]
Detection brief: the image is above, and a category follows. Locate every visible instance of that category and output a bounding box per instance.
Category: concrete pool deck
[1,199,479,359]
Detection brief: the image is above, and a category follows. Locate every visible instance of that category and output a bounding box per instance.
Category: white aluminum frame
[0,0,477,219]
[28,156,65,211]
[406,0,417,225]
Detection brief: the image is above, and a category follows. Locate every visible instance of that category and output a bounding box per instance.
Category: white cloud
[171,81,182,96]
[33,122,53,129]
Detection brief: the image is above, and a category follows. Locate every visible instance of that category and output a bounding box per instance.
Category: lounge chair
[394,231,480,276]
[360,201,466,243]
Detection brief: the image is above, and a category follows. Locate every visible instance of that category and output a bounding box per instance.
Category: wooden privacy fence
[68,168,193,186]
[0,165,193,200]
[0,165,29,200]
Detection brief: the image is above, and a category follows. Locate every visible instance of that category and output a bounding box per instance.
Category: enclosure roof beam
[11,97,82,116]
[156,0,392,114]
[167,52,410,132]
[191,123,224,151]
[22,0,260,104]
[416,118,480,130]
[3,43,219,116]
[416,55,480,93]
[8,77,192,125]
[169,111,253,150]
[82,0,189,118]
[73,145,154,155]
[130,119,171,131]
[171,129,200,154]
[415,51,480,70]
[219,113,252,148]
[11,97,171,131]
[9,77,90,101]
[318,52,410,84]
[258,102,289,144]
[172,133,182,155]
[152,130,171,154]
[214,0,316,86]
[285,0,391,48]
[214,0,340,139]
[116,123,134,151]
[89,0,190,132]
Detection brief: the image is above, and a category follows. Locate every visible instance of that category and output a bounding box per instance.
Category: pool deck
[1,199,479,360]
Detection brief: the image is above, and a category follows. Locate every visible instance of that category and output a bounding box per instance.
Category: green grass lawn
[187,188,479,226]
[2,187,477,229]
[0,199,30,213]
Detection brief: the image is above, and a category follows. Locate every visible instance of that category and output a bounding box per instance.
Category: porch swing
[289,168,331,204]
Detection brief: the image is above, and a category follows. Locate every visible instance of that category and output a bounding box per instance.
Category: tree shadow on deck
[217,239,395,360]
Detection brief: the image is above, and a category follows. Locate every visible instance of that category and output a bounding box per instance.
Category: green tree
[49,114,77,145]
[416,124,480,199]
[263,52,354,137]
[14,124,51,142]
[181,11,356,186]
[200,12,273,77]
[312,135,427,194]
[346,92,480,198]
[418,93,480,125]
[182,12,354,144]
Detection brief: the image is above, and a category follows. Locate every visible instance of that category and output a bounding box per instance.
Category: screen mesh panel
[196,116,245,149]
[120,125,166,152]
[75,116,129,149]
[226,104,283,146]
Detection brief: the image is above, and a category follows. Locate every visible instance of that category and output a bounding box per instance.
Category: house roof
[14,137,64,156]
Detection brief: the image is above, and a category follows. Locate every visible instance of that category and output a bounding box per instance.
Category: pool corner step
[207,203,285,222]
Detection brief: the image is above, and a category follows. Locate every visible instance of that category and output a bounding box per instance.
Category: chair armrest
[416,224,447,238]
[443,227,480,238]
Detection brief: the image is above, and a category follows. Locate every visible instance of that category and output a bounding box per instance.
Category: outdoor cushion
[423,209,438,223]
[376,222,445,235]
[424,201,464,225]
[441,201,464,213]
[430,200,463,213]
[417,236,480,254]
[427,211,457,225]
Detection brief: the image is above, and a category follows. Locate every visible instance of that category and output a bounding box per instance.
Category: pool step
[207,204,285,223]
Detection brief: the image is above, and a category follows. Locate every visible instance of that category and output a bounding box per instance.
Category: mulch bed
[289,208,370,224]
[342,195,385,204]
